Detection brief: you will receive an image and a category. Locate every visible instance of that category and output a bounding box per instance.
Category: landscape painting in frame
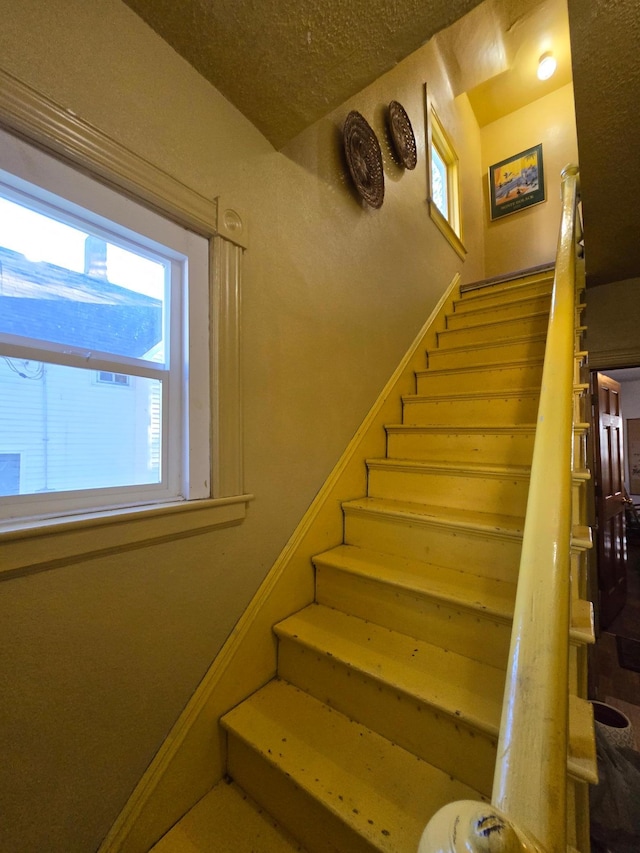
[489,143,545,220]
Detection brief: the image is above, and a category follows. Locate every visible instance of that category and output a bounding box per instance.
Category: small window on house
[0,130,210,523]
[97,371,130,386]
[427,105,466,259]
[0,452,20,495]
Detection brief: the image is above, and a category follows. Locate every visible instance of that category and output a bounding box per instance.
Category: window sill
[428,200,467,260]
[0,494,253,578]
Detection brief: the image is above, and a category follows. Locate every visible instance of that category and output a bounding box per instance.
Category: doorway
[589,366,640,728]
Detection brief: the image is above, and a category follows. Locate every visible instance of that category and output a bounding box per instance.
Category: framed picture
[488,143,545,220]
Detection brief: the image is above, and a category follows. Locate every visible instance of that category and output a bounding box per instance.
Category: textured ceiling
[568,0,640,288]
[122,0,486,148]
[122,0,640,288]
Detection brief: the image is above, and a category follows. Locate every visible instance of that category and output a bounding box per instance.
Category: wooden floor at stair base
[150,780,307,852]
[222,680,486,853]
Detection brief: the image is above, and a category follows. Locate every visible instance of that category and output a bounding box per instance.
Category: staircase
[151,268,595,853]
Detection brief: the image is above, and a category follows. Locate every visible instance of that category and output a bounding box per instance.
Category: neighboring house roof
[0,246,162,359]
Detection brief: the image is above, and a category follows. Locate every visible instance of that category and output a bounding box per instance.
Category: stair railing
[419,164,582,853]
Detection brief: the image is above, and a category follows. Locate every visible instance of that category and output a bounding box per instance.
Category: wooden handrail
[419,165,582,853]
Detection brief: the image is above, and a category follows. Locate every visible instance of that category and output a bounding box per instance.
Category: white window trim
[426,98,466,260]
[0,69,252,574]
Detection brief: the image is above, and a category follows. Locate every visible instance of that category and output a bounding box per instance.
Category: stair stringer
[97,273,464,853]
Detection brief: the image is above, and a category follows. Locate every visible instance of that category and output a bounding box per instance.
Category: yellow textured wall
[0,1,483,851]
[480,83,578,278]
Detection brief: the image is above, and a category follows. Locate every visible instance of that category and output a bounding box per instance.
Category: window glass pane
[0,194,166,363]
[0,452,20,495]
[431,144,449,220]
[0,358,162,496]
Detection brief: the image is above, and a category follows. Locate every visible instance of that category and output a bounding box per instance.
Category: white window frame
[0,70,250,568]
[427,101,466,260]
[0,132,211,522]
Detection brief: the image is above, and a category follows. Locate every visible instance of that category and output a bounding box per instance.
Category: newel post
[418,801,545,853]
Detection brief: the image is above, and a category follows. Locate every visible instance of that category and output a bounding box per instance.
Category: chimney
[84,236,108,279]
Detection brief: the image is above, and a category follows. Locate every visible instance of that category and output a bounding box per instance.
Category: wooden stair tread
[273,606,596,784]
[313,545,594,646]
[447,299,551,332]
[368,456,589,486]
[222,679,485,853]
[437,311,549,340]
[386,423,587,435]
[402,388,540,403]
[459,265,554,294]
[343,496,525,537]
[415,358,544,379]
[150,780,308,852]
[385,424,537,435]
[314,545,516,618]
[452,292,551,318]
[443,308,550,325]
[344,497,590,555]
[427,331,546,357]
[572,598,595,645]
[275,604,505,735]
[367,457,531,478]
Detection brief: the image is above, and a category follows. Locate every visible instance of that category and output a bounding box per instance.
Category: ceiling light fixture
[537,52,557,81]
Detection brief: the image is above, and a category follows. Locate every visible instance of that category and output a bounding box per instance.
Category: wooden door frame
[590,369,628,629]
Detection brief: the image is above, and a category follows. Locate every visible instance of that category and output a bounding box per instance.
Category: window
[427,104,465,259]
[430,143,449,220]
[0,453,20,495]
[97,371,130,386]
[0,129,210,523]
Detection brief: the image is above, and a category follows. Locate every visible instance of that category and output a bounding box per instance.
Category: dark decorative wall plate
[343,111,384,209]
[388,100,417,170]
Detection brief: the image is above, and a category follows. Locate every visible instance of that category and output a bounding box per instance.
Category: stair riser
[427,338,546,370]
[416,363,543,395]
[446,295,551,329]
[458,276,553,307]
[278,639,497,796]
[402,395,540,426]
[437,316,548,349]
[344,509,522,583]
[226,734,376,853]
[386,429,535,467]
[315,564,511,669]
[367,466,529,518]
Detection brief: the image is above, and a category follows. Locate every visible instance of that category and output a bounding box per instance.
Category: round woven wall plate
[343,111,384,209]
[388,100,417,170]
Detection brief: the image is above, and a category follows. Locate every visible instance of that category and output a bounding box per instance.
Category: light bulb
[537,52,557,81]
